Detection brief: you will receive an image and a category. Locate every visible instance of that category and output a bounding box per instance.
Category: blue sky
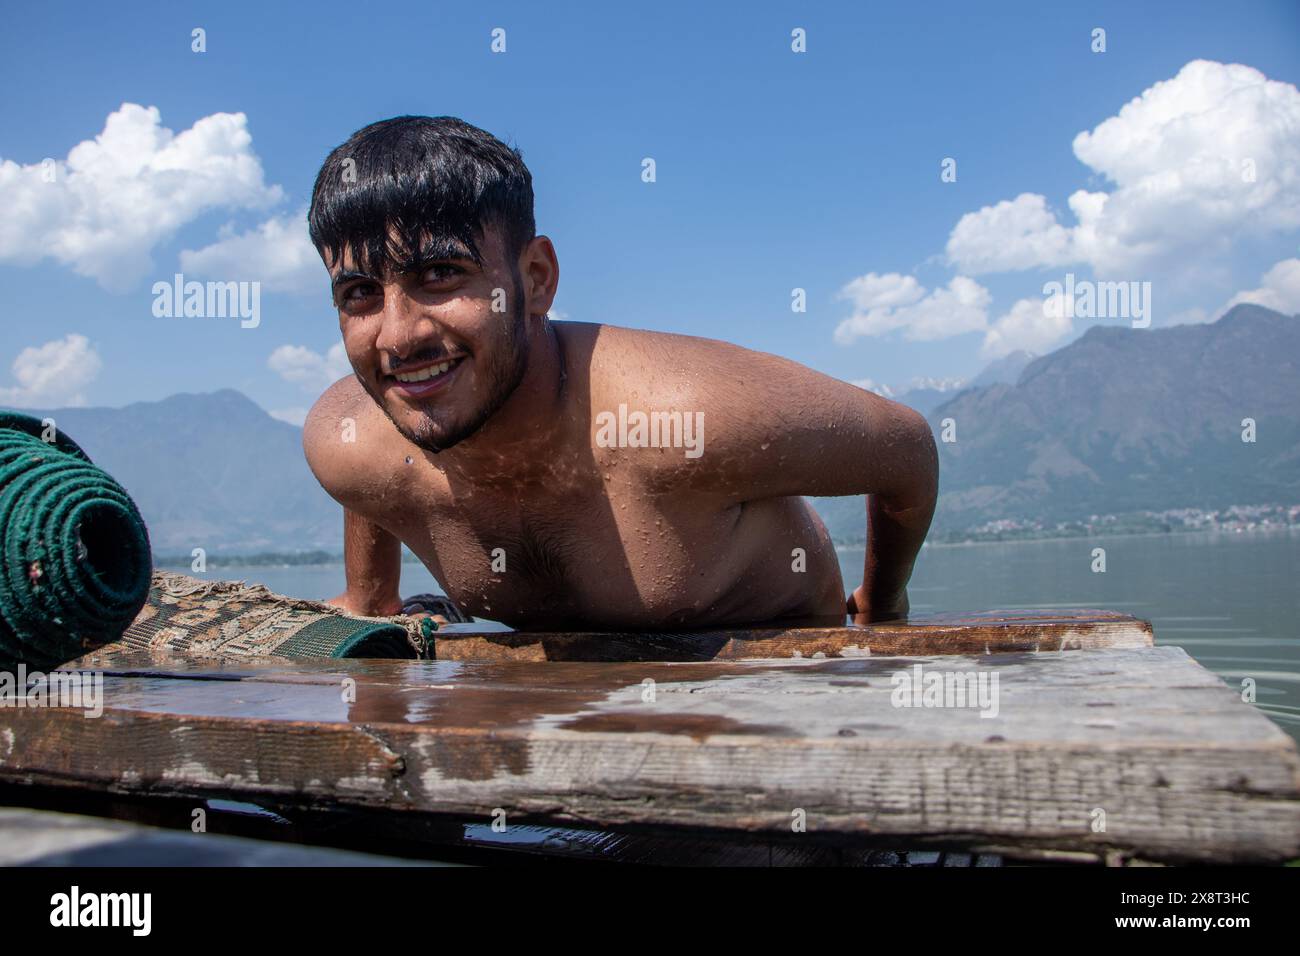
[2,0,1298,421]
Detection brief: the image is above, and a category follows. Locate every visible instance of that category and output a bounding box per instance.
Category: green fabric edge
[276,615,414,660]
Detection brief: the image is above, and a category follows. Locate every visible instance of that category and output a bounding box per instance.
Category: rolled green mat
[0,412,152,670]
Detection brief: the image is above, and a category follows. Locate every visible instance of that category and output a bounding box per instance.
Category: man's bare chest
[370,466,750,624]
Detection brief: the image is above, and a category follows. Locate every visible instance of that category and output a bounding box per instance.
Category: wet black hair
[308,116,535,278]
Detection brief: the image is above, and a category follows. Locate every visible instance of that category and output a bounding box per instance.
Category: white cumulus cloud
[946,193,1074,274]
[834,273,990,345]
[1220,258,1300,316]
[0,103,282,292]
[981,293,1073,359]
[180,208,323,294]
[0,334,103,408]
[946,60,1300,278]
[268,342,351,392]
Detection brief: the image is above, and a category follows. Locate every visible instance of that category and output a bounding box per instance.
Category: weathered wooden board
[86,608,1155,665]
[2,644,1296,863]
[428,609,1153,661]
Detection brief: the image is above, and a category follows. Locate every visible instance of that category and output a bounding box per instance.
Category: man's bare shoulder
[302,375,397,505]
[304,374,367,447]
[576,321,740,361]
[574,322,770,404]
[575,321,864,429]
[570,321,925,500]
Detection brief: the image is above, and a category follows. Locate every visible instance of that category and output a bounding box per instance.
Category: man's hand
[326,590,402,617]
[846,583,910,624]
[326,591,450,626]
[408,610,451,627]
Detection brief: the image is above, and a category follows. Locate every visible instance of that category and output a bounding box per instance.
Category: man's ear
[521,235,559,317]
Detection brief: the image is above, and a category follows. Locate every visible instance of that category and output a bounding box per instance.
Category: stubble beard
[366,290,530,455]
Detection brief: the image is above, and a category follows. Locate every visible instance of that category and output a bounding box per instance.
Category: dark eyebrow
[329,236,483,303]
[330,269,375,300]
[397,236,482,274]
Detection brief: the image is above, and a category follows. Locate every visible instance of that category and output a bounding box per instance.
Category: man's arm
[849,432,936,621]
[330,507,403,616]
[302,376,405,616]
[660,334,938,621]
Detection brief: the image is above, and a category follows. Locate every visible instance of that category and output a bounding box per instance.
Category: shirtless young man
[303,116,937,630]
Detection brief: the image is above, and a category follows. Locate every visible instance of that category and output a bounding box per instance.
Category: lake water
[184,531,1300,744]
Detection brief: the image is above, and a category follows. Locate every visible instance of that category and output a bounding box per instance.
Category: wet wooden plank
[60,606,1149,679]
[427,609,1152,661]
[94,608,1153,664]
[1,646,1296,863]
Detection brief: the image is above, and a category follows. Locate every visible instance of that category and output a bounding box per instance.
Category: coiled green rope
[0,412,152,670]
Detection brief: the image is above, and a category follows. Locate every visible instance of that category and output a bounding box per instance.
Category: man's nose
[373,289,438,360]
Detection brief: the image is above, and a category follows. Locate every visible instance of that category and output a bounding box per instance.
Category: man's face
[327,225,529,453]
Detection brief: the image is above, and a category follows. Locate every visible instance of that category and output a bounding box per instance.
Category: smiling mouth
[386,355,466,396]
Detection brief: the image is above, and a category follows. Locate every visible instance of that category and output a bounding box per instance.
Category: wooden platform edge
[428,610,1155,661]
[3,646,1296,864]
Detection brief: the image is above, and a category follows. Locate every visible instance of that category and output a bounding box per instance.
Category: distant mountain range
[5,305,1296,553]
[893,350,1036,416]
[9,390,340,553]
[922,303,1300,532]
[816,305,1299,541]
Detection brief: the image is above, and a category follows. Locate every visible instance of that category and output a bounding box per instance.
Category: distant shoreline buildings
[929,503,1300,546]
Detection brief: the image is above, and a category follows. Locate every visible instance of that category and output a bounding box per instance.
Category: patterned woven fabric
[109,572,428,660]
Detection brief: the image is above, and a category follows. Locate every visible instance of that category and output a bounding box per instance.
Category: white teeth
[395,360,455,383]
